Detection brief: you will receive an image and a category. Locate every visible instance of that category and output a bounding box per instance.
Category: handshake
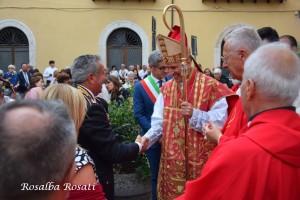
[135,135,149,154]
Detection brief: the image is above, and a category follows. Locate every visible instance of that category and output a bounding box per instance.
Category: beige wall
[0,0,299,71]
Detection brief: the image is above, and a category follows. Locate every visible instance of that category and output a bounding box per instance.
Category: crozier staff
[141,4,238,199]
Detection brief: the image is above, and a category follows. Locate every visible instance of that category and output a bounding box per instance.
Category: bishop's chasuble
[157,68,237,199]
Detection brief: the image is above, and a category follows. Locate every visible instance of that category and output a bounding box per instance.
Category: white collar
[236,87,241,96]
[150,74,165,83]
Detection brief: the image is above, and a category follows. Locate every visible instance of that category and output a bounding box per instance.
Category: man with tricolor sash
[133,50,170,200]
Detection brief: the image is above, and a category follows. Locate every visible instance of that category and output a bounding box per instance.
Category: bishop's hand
[180,100,193,118]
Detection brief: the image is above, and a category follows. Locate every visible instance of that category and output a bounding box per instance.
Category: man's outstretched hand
[202,121,222,144]
[140,136,149,154]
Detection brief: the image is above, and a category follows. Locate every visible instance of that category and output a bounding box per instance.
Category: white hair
[243,42,300,104]
[225,25,262,54]
[213,68,222,74]
[8,65,16,69]
[127,71,134,76]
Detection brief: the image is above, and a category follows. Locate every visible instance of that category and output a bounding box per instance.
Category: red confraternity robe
[221,97,248,138]
[177,108,300,200]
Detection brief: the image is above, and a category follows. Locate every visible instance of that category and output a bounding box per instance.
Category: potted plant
[108,98,151,200]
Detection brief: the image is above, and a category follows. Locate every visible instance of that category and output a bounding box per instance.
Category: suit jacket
[77,86,139,200]
[133,76,170,136]
[133,82,154,135]
[17,71,30,93]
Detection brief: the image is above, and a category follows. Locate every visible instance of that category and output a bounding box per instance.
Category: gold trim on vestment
[157,70,237,199]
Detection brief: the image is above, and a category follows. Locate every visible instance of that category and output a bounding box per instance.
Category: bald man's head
[0,100,76,200]
[4,106,50,136]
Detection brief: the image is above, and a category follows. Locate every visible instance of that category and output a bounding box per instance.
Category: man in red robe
[220,25,262,139]
[205,25,261,144]
[177,42,300,200]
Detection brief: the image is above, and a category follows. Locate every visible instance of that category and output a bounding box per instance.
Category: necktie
[158,80,163,88]
[24,72,29,86]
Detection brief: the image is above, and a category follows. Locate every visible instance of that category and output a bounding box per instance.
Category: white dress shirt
[43,66,57,81]
[138,70,147,79]
[294,90,300,115]
[97,84,111,104]
[144,93,228,149]
[150,74,166,88]
[118,69,128,79]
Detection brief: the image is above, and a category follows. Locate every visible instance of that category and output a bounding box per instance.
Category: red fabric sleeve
[176,139,259,200]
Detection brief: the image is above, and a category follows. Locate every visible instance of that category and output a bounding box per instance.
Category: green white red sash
[141,75,160,103]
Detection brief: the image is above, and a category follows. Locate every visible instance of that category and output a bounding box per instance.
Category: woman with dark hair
[61,68,73,85]
[61,68,72,79]
[203,68,214,78]
[106,75,130,104]
[24,75,44,99]
[31,71,43,78]
[57,72,71,84]
[133,68,141,82]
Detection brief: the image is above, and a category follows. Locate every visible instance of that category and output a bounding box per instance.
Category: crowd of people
[0,22,300,200]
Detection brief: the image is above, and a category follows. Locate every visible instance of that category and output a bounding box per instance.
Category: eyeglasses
[221,55,229,64]
[168,66,178,70]
[158,66,169,71]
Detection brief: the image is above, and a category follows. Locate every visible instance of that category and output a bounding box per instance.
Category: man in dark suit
[70,55,144,200]
[133,50,170,200]
[17,63,31,97]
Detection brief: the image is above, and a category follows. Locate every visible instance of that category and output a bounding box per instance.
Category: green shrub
[109,99,150,180]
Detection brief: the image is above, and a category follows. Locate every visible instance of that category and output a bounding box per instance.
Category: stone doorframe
[99,20,149,68]
[0,19,36,67]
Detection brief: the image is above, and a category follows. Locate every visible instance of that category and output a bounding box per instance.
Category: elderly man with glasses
[206,25,262,143]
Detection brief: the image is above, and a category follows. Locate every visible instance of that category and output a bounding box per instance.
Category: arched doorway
[0,27,29,71]
[0,19,36,70]
[99,20,149,69]
[107,28,142,70]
